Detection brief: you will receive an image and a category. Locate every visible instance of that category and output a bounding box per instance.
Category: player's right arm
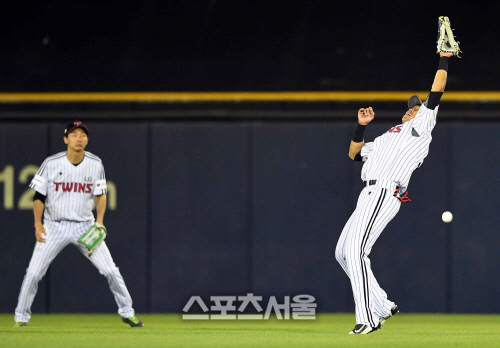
[33,198,46,243]
[348,107,374,160]
[30,158,50,243]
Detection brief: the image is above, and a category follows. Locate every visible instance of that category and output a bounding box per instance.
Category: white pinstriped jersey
[360,103,439,193]
[30,151,107,222]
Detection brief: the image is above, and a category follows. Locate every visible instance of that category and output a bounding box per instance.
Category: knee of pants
[100,266,119,279]
[335,243,345,265]
[345,244,363,264]
[25,269,44,284]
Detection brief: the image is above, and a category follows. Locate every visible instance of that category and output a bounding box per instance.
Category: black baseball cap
[408,95,422,109]
[64,121,89,136]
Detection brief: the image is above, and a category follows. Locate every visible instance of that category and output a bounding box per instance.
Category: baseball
[442,211,453,223]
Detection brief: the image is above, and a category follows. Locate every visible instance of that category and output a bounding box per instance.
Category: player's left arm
[95,194,107,225]
[426,52,453,109]
[431,52,453,92]
[413,52,454,136]
[94,162,108,225]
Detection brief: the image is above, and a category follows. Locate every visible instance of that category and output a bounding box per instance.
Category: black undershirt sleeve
[424,91,444,110]
[33,191,46,203]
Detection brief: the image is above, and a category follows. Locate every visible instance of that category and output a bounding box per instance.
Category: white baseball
[442,211,453,223]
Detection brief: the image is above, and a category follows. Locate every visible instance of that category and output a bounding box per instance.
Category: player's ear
[63,136,69,145]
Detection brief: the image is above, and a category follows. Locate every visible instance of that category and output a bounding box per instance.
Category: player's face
[402,105,420,123]
[64,128,88,152]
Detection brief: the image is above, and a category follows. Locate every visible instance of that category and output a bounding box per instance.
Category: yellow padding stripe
[0,91,499,103]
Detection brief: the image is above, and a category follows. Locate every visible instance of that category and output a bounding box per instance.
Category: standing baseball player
[14,121,144,327]
[335,17,460,334]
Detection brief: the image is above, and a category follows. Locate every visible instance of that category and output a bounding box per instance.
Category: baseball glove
[436,16,462,57]
[78,222,107,257]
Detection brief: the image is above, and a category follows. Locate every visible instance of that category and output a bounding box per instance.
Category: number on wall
[18,165,39,210]
[0,165,14,210]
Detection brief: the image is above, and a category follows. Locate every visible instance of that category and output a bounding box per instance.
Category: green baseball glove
[436,16,462,57]
[78,222,107,257]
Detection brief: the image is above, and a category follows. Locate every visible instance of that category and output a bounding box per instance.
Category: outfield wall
[1,120,498,314]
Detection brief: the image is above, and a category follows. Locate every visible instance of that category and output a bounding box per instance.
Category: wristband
[438,56,449,72]
[352,123,366,143]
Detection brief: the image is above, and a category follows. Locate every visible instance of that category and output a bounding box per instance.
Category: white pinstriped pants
[15,220,135,323]
[336,181,401,327]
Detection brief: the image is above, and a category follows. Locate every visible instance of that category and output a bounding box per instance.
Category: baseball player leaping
[336,17,460,335]
[14,121,143,328]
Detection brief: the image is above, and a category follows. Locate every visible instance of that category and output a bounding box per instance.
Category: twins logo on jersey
[385,125,402,134]
[54,182,93,193]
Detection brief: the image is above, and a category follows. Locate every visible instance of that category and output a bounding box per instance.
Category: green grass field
[1,313,500,348]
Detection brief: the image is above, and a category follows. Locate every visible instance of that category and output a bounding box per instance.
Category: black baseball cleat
[121,315,144,327]
[14,321,27,327]
[349,322,381,334]
[380,305,399,326]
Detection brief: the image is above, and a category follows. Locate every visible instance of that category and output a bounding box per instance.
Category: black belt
[362,180,377,188]
[362,180,401,192]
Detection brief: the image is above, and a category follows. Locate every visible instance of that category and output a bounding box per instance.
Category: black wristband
[438,56,449,72]
[352,123,366,143]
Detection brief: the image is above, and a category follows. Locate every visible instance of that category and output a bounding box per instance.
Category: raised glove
[78,222,107,257]
[436,16,462,57]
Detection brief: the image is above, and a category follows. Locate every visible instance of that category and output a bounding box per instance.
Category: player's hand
[440,52,453,58]
[358,107,375,125]
[35,222,46,243]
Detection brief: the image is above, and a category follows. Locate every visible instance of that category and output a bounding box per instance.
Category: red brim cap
[408,95,422,109]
